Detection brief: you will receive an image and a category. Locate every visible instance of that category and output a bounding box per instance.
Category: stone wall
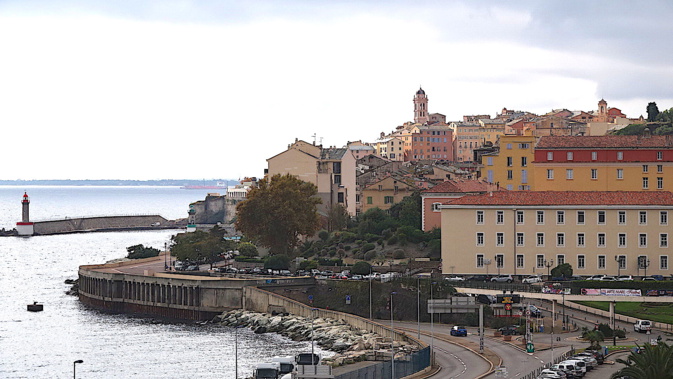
[34,215,170,235]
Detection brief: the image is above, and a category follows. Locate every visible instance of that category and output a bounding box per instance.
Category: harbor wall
[78,260,314,321]
[34,215,171,235]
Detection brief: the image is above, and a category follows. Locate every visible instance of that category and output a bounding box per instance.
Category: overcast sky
[1,1,672,180]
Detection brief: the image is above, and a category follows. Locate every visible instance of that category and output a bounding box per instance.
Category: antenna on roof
[319,137,323,146]
[311,133,317,145]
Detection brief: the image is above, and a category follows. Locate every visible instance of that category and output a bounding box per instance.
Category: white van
[561,359,587,376]
[553,362,582,377]
[634,319,652,333]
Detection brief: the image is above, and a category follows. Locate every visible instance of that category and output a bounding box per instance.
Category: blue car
[450,325,468,336]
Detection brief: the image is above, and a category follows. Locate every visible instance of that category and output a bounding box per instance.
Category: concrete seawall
[34,215,174,235]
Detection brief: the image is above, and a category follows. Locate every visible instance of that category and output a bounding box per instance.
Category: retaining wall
[35,215,170,235]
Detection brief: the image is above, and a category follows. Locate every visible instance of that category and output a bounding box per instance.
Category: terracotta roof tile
[423,180,494,194]
[537,135,673,149]
[444,191,673,206]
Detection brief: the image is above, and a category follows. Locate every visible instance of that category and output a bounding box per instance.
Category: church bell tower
[413,87,429,124]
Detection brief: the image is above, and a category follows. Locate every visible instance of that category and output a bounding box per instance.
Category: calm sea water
[0,186,327,378]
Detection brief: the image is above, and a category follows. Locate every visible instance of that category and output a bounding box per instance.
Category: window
[566,169,574,180]
[567,152,573,161]
[640,211,647,225]
[496,233,504,246]
[557,255,565,266]
[476,211,484,224]
[521,157,528,167]
[477,254,484,268]
[597,211,606,224]
[598,255,606,269]
[638,256,649,269]
[432,203,442,212]
[557,211,565,225]
[506,143,512,150]
[661,256,669,270]
[658,177,664,189]
[617,255,626,270]
[516,254,524,268]
[521,169,528,184]
[516,210,524,224]
[487,170,494,183]
[591,151,597,160]
[617,169,624,179]
[519,143,530,149]
[598,233,606,247]
[658,151,663,160]
[547,169,554,179]
[577,211,585,225]
[476,233,484,246]
[517,232,524,246]
[367,196,373,204]
[487,157,493,166]
[384,196,394,204]
[506,184,513,190]
[643,165,649,173]
[536,255,544,268]
[591,169,598,180]
[617,151,623,160]
[618,233,626,247]
[536,233,545,246]
[557,233,565,247]
[578,255,586,269]
[618,211,626,224]
[643,177,649,189]
[661,233,668,248]
[337,192,344,203]
[577,233,585,247]
[536,211,545,225]
[507,170,513,180]
[507,157,513,167]
[658,164,664,173]
[640,233,647,247]
[495,254,504,268]
[661,211,668,225]
[547,152,553,161]
[496,211,504,224]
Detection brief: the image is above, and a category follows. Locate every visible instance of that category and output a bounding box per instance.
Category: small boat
[27,302,43,312]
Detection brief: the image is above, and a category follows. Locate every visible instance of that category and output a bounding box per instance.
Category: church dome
[416,87,425,95]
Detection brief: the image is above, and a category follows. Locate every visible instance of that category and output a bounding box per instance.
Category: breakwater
[34,215,179,235]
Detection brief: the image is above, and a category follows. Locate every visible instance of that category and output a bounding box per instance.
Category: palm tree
[584,330,604,349]
[611,341,673,379]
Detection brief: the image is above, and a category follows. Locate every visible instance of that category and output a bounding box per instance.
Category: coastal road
[395,321,492,378]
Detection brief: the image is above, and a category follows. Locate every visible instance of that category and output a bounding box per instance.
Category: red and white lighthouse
[16,192,34,236]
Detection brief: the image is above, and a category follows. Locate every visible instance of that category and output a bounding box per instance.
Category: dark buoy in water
[27,301,43,312]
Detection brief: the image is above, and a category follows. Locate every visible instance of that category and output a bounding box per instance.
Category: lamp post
[164,242,168,270]
[73,360,83,379]
[615,255,621,278]
[544,259,554,280]
[369,266,373,320]
[417,276,420,339]
[562,289,566,331]
[430,277,435,358]
[390,292,395,379]
[644,258,650,278]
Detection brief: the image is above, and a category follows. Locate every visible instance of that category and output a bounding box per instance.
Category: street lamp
[417,276,420,339]
[544,259,554,280]
[73,360,83,379]
[369,266,373,320]
[430,276,435,358]
[390,293,395,377]
[562,290,566,331]
[164,242,168,270]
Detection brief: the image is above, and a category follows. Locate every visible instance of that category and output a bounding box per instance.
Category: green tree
[237,242,258,257]
[550,263,573,279]
[235,174,321,255]
[389,191,422,229]
[647,102,660,122]
[264,254,291,270]
[126,244,161,259]
[611,341,673,379]
[171,229,226,268]
[352,261,372,275]
[326,204,349,232]
[584,330,604,349]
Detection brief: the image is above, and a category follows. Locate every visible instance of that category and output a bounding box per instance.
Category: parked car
[491,275,513,283]
[634,319,652,333]
[642,275,664,281]
[466,275,490,282]
[522,275,543,284]
[444,276,465,282]
[186,265,199,271]
[586,275,604,281]
[450,325,467,336]
[538,368,566,378]
[520,304,542,318]
[476,294,496,304]
[599,276,617,281]
[617,275,634,281]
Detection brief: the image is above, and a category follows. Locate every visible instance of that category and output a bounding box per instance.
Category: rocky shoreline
[215,310,418,367]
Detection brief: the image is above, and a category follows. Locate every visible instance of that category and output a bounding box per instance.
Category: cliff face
[190,195,245,224]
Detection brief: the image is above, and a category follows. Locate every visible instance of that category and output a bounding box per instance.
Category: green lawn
[574,301,673,324]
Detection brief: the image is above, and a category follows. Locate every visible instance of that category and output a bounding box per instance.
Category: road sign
[308,295,313,304]
[504,303,512,311]
[345,295,351,305]
[526,343,535,353]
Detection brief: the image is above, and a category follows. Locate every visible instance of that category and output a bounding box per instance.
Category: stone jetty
[216,310,418,367]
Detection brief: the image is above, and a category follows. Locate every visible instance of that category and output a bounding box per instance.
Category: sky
[1,1,672,180]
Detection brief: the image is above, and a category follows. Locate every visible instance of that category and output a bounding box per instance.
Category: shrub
[264,254,291,270]
[364,233,379,243]
[362,243,376,253]
[597,323,613,338]
[387,235,398,245]
[318,230,329,242]
[393,249,406,259]
[614,329,626,338]
[299,260,318,270]
[376,238,384,246]
[354,252,364,260]
[344,245,351,251]
[352,261,372,275]
[364,251,376,261]
[238,242,258,257]
[126,244,160,259]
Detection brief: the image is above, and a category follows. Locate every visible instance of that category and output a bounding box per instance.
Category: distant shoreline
[0,179,237,187]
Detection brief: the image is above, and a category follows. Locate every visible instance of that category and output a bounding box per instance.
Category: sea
[0,186,329,378]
